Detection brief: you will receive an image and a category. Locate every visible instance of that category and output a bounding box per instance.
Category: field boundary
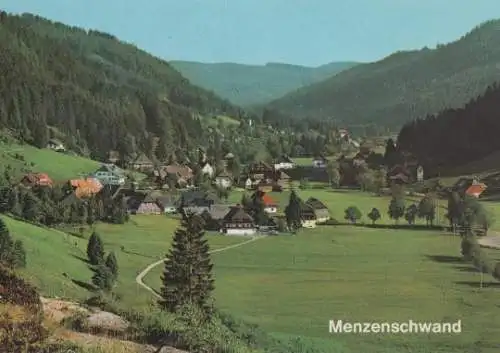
[135,235,264,298]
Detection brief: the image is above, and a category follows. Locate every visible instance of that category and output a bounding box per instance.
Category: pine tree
[91,264,114,292]
[0,218,14,267]
[12,240,26,268]
[105,251,118,281]
[159,213,214,315]
[285,190,302,231]
[87,232,105,265]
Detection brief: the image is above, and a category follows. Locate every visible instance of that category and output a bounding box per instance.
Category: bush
[492,262,500,281]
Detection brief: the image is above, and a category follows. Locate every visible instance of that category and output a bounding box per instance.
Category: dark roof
[133,153,153,165]
[207,204,231,220]
[156,194,178,207]
[223,206,254,223]
[306,197,328,210]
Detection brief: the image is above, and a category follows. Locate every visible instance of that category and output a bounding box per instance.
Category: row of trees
[0,184,128,227]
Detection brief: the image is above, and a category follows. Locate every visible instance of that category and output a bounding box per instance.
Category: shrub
[344,206,362,224]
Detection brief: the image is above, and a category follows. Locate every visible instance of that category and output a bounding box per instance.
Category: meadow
[0,140,100,181]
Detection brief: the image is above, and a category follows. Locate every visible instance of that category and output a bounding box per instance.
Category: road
[135,235,264,298]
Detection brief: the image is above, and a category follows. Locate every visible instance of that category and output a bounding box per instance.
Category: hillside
[170,60,359,106]
[266,19,500,129]
[397,82,500,178]
[0,11,245,163]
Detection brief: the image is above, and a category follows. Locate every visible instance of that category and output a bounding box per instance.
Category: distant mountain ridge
[266,19,500,130]
[169,60,359,106]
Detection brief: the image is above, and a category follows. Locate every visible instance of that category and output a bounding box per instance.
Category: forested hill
[0,11,245,162]
[266,19,500,129]
[397,82,500,177]
[170,60,358,106]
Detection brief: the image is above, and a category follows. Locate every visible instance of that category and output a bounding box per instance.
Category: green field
[0,141,100,181]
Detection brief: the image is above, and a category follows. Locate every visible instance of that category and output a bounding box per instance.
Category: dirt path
[136,235,264,298]
[478,231,500,250]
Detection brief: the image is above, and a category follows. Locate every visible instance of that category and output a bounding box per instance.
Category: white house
[46,138,65,152]
[245,177,253,189]
[222,206,257,236]
[91,164,126,185]
[214,172,232,189]
[201,162,215,178]
[312,157,328,168]
[273,155,295,170]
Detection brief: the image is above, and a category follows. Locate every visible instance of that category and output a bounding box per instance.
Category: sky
[2,0,500,66]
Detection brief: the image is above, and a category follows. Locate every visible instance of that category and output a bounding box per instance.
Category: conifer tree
[0,218,13,267]
[105,251,118,281]
[12,240,26,268]
[285,190,302,231]
[159,213,214,315]
[87,232,105,265]
[91,264,114,292]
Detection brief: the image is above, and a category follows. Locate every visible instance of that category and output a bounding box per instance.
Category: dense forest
[0,11,249,162]
[266,19,500,129]
[170,60,358,106]
[397,82,500,176]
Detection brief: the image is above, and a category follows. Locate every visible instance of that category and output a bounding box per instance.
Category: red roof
[262,193,277,206]
[22,173,53,186]
[465,183,486,198]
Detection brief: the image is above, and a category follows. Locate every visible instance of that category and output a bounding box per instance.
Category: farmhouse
[262,193,278,214]
[201,204,231,231]
[92,164,126,185]
[69,178,103,198]
[179,190,217,215]
[214,171,232,189]
[161,163,193,187]
[46,138,65,152]
[222,205,256,235]
[299,202,317,228]
[127,192,162,215]
[274,170,291,190]
[273,155,295,170]
[305,198,330,223]
[20,173,53,187]
[156,194,178,213]
[131,153,154,172]
[200,161,215,178]
[387,164,411,185]
[247,161,273,180]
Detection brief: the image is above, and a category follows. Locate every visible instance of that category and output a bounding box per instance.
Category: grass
[0,141,100,181]
[144,226,500,352]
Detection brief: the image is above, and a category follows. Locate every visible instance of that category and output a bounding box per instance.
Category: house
[200,204,231,231]
[155,194,179,213]
[312,156,328,168]
[257,180,274,193]
[305,198,330,223]
[262,193,278,214]
[128,192,162,215]
[20,173,53,187]
[46,138,65,152]
[274,170,291,190]
[247,161,273,180]
[179,190,217,215]
[92,164,126,185]
[107,150,120,165]
[159,163,194,187]
[200,162,215,178]
[222,152,234,168]
[463,178,487,198]
[387,164,411,185]
[131,153,154,172]
[214,171,232,189]
[222,205,256,235]
[69,178,103,198]
[273,155,295,170]
[299,202,317,228]
[244,177,253,190]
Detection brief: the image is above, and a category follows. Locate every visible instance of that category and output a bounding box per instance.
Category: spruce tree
[285,190,302,231]
[91,264,114,292]
[87,232,105,265]
[159,213,214,315]
[105,251,118,281]
[12,240,26,268]
[0,218,14,267]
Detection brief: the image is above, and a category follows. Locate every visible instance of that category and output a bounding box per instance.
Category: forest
[0,11,246,163]
[397,82,500,176]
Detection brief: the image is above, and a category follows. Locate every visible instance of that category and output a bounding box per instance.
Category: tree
[404,204,418,225]
[388,195,405,224]
[11,240,26,268]
[367,208,381,225]
[159,213,214,315]
[326,161,340,188]
[285,190,302,231]
[418,195,436,226]
[91,264,114,292]
[0,218,14,267]
[446,191,463,233]
[105,251,119,281]
[344,206,362,224]
[87,232,105,265]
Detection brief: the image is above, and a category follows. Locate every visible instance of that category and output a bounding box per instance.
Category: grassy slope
[0,141,100,181]
[267,20,500,129]
[170,61,359,106]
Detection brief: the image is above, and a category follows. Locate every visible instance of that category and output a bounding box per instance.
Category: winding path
[136,235,264,298]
